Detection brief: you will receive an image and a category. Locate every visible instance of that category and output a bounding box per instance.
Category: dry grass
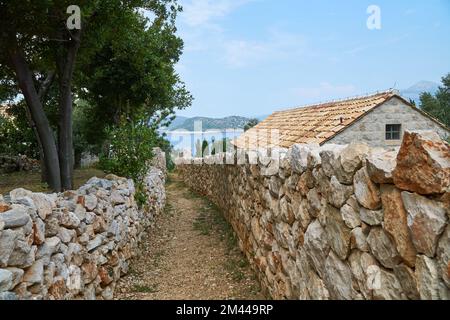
[0,168,106,194]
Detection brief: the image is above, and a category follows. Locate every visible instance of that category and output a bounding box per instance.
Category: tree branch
[38,71,55,101]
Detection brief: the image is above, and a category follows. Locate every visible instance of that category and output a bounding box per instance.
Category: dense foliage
[0,1,191,191]
[420,73,450,128]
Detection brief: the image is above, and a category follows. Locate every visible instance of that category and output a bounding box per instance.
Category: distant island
[165,116,253,131]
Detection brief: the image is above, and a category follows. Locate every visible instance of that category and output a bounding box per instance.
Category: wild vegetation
[0,0,192,191]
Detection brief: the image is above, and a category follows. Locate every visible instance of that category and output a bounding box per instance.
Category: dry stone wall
[0,156,166,300]
[178,130,450,300]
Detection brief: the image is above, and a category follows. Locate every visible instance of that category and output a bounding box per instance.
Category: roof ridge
[274,89,399,113]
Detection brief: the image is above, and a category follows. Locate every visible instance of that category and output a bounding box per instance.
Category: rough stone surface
[354,167,381,210]
[340,196,361,229]
[0,208,31,228]
[366,149,397,184]
[402,192,447,257]
[393,130,450,195]
[367,228,402,269]
[415,255,445,300]
[381,185,417,267]
[178,132,450,300]
[359,208,383,226]
[0,149,166,300]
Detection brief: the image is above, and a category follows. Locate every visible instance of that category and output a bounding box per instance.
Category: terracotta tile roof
[234,90,407,149]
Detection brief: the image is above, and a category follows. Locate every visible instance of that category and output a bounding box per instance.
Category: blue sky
[174,0,450,118]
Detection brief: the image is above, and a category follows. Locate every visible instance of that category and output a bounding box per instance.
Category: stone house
[234,90,450,149]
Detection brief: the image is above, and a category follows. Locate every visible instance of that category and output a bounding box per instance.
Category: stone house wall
[177,131,449,300]
[327,97,449,147]
[0,152,166,300]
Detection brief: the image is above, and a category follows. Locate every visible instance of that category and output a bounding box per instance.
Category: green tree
[0,1,188,191]
[420,73,450,127]
[244,118,259,131]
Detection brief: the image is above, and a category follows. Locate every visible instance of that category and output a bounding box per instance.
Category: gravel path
[115,172,264,300]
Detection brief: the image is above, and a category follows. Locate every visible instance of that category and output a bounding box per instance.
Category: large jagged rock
[402,192,447,257]
[304,220,330,278]
[290,144,319,174]
[340,196,361,229]
[324,205,352,260]
[381,185,417,267]
[366,149,397,184]
[415,255,447,300]
[393,264,420,300]
[354,167,381,210]
[324,251,353,300]
[328,176,354,208]
[393,131,450,195]
[334,142,370,185]
[436,225,449,288]
[366,228,402,269]
[0,207,31,229]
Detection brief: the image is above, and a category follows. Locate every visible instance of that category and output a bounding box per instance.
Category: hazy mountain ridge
[401,80,440,105]
[167,116,252,131]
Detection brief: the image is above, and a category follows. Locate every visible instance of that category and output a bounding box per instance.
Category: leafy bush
[99,121,157,207]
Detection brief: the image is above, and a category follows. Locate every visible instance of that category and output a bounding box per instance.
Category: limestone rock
[23,259,44,285]
[340,196,361,229]
[359,208,383,226]
[415,255,445,300]
[402,192,447,257]
[294,201,310,231]
[354,166,381,210]
[0,229,18,267]
[350,227,369,252]
[8,239,35,268]
[367,228,402,268]
[84,195,98,211]
[366,149,397,184]
[436,225,449,287]
[0,291,17,300]
[371,267,405,300]
[381,185,416,267]
[319,145,345,178]
[306,188,322,218]
[324,204,351,260]
[59,211,81,229]
[32,218,46,245]
[334,142,370,185]
[0,207,31,229]
[87,234,104,252]
[349,251,378,299]
[304,220,330,278]
[0,269,13,292]
[393,130,450,195]
[307,270,330,300]
[393,264,419,300]
[324,251,353,300]
[328,176,354,208]
[290,144,317,174]
[29,193,54,220]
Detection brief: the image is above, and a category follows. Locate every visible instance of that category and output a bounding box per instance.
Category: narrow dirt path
[115,172,264,300]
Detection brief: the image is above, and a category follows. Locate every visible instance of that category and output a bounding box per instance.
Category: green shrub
[99,121,157,207]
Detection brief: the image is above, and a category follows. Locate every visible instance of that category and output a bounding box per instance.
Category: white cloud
[223,29,307,68]
[180,0,253,27]
[291,82,358,101]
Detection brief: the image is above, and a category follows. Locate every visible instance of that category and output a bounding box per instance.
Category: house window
[386,124,402,140]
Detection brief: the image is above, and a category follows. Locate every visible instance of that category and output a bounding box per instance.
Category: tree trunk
[8,49,62,191]
[57,31,80,190]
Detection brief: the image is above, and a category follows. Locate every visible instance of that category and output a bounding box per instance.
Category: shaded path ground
[115,173,264,300]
